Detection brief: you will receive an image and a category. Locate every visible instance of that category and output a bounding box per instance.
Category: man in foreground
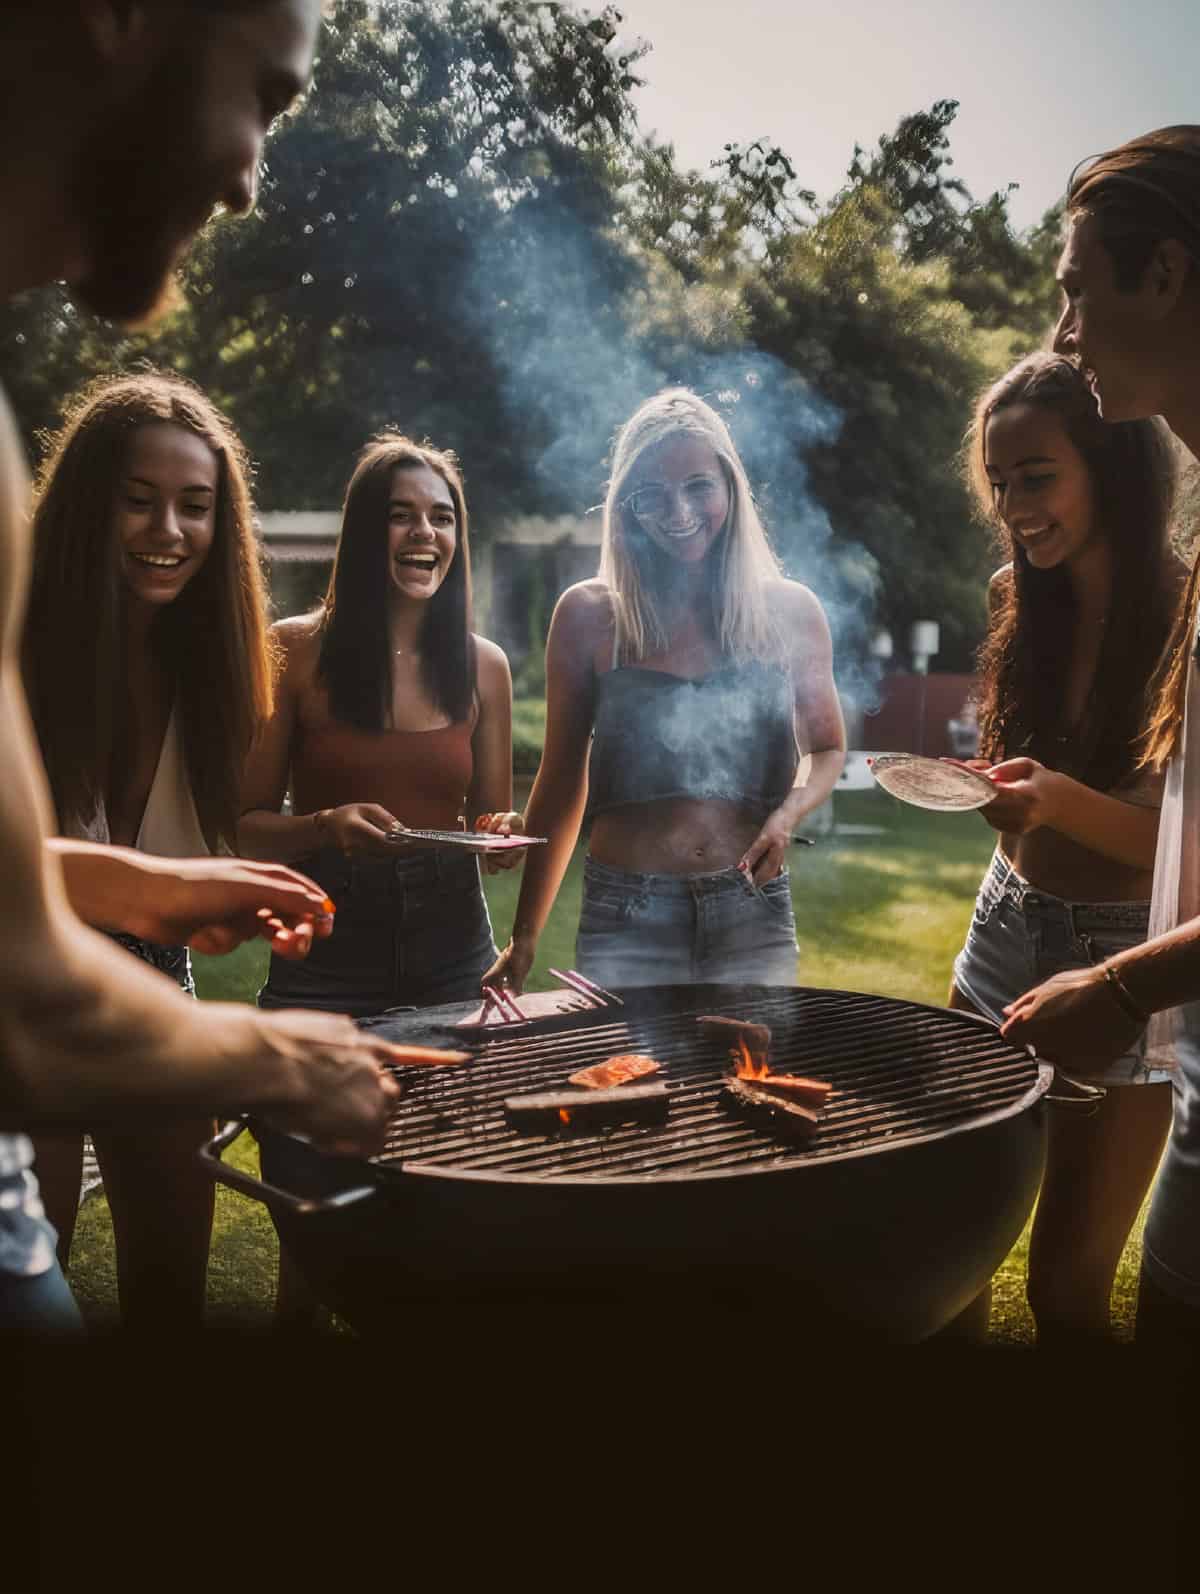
[1000,126,1200,1346]
[0,0,404,1335]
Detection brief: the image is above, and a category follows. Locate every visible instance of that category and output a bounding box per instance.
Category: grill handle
[196,1119,380,1216]
[949,1010,1107,1113]
[1043,1074,1107,1114]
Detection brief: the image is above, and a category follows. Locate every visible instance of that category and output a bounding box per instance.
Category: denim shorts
[575,855,799,989]
[258,846,497,1018]
[953,850,1169,1086]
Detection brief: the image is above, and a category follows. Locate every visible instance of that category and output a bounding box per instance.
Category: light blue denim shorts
[953,850,1169,1086]
[575,855,799,989]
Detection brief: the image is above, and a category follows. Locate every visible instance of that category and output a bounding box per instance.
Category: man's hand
[49,842,337,961]
[1000,965,1145,1072]
[251,1009,405,1156]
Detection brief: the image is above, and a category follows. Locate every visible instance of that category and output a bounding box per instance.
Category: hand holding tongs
[481,982,528,1024]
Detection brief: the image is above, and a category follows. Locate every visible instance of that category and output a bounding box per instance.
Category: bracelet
[1100,963,1150,1026]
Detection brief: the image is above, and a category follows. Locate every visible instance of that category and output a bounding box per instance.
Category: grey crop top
[586,659,799,820]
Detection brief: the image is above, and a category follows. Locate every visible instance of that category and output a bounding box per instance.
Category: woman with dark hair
[239,432,521,1024]
[947,351,1184,1343]
[24,368,280,1329]
[239,434,520,1325]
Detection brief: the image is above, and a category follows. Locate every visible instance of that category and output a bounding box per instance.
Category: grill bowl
[229,984,1051,1341]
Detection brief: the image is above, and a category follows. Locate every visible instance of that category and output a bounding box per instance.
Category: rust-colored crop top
[290,717,475,832]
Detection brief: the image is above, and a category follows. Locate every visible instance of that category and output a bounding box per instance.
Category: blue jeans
[953,849,1165,1086]
[0,1256,85,1341]
[259,846,497,1017]
[575,855,799,988]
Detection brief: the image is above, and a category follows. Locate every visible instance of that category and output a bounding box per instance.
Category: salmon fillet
[568,1054,661,1090]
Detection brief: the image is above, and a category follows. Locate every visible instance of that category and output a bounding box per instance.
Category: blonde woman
[485,388,845,994]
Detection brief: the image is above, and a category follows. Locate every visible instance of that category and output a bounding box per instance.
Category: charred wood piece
[723,1076,823,1138]
[504,1083,669,1133]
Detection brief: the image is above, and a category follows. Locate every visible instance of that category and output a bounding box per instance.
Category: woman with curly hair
[947,351,1185,1343]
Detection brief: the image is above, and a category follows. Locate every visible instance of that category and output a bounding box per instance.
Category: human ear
[1144,238,1193,319]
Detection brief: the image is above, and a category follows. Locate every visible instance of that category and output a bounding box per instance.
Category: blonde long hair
[598,389,785,663]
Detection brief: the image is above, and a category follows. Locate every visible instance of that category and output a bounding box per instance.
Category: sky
[615,0,1199,232]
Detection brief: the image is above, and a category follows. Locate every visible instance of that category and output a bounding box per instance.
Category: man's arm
[0,668,403,1144]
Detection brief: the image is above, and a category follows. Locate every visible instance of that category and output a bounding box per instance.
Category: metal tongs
[547,968,624,1009]
[480,982,529,1024]
[478,968,624,1026]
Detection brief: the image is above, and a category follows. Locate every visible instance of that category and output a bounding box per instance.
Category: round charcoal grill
[202,983,1052,1341]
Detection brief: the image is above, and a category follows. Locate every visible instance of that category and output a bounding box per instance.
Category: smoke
[458,201,883,715]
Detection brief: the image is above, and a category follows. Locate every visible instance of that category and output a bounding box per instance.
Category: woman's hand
[739,815,793,887]
[320,803,404,857]
[482,936,535,996]
[1000,965,1145,1071]
[945,756,1062,835]
[475,811,526,874]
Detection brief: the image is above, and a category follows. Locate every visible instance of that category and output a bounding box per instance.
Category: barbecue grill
[201,983,1052,1341]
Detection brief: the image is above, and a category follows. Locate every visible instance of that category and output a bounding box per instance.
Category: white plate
[869,753,995,812]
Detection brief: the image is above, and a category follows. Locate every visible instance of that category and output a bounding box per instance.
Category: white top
[68,701,210,858]
[1143,640,1200,1302]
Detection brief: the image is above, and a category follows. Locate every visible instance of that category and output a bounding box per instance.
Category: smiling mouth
[1018,525,1057,547]
[663,522,702,540]
[395,553,438,572]
[129,552,186,569]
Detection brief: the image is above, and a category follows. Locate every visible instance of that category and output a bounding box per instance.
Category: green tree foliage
[0,4,1062,670]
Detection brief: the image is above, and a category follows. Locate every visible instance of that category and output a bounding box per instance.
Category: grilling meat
[391,1046,472,1067]
[568,1054,661,1090]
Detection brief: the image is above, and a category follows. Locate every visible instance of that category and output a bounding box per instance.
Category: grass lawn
[66,789,1151,1342]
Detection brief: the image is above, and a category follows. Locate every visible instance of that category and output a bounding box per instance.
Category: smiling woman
[944,350,1183,1344]
[21,368,275,1330]
[237,431,524,1328]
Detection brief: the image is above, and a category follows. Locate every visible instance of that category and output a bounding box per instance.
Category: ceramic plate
[869,753,995,812]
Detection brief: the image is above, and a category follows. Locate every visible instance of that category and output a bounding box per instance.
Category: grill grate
[368,987,1041,1182]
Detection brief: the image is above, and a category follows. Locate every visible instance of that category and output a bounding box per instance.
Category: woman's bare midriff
[589,797,762,875]
[1000,825,1154,904]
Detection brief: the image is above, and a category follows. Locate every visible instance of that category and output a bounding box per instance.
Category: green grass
[65,789,1151,1342]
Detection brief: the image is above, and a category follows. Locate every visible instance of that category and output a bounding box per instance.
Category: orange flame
[559,1108,571,1125]
[732,1037,769,1080]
